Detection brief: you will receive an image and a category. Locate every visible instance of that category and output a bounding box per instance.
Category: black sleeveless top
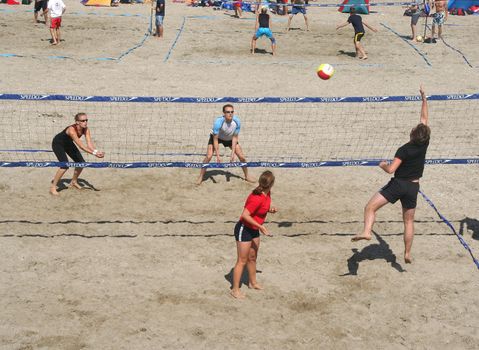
[53,125,86,145]
[259,13,269,28]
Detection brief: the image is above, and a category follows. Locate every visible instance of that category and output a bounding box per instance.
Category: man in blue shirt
[197,104,256,185]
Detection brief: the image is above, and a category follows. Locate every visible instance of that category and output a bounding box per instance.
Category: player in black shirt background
[336,7,378,60]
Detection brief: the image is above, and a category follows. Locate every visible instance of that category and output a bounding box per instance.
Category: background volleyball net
[0,93,478,168]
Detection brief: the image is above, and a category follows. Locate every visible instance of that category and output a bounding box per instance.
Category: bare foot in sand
[245,176,256,183]
[50,187,59,196]
[360,56,368,60]
[405,254,412,264]
[351,234,372,242]
[248,283,263,290]
[230,289,245,299]
[69,182,83,190]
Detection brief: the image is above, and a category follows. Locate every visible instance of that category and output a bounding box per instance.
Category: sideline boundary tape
[380,22,432,67]
[420,190,479,270]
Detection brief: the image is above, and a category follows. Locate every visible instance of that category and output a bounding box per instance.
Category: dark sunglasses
[78,119,89,122]
[224,111,234,114]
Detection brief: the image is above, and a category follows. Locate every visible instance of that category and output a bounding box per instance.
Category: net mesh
[0,95,477,166]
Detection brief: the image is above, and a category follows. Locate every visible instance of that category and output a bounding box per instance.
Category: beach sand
[1,1,479,349]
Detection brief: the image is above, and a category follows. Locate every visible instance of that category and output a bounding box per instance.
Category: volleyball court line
[380,22,432,67]
[424,24,474,68]
[420,190,479,270]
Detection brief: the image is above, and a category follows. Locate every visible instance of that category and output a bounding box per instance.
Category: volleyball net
[0,93,478,168]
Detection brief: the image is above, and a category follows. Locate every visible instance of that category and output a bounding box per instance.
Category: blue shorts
[156,15,164,26]
[291,6,306,15]
[255,27,273,39]
[234,221,260,242]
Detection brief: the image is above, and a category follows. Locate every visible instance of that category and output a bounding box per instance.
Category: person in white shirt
[47,0,66,45]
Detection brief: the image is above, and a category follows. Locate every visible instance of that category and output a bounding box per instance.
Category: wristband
[92,149,98,156]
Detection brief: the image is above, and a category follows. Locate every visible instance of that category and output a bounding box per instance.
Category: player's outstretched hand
[269,206,278,213]
[420,85,426,99]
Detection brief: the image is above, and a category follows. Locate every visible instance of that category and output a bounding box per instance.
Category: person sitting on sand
[351,86,430,264]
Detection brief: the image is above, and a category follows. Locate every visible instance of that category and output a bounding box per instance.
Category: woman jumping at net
[231,170,277,299]
[50,113,104,196]
[351,86,430,264]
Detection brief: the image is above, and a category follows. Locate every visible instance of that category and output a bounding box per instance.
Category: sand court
[1,1,479,348]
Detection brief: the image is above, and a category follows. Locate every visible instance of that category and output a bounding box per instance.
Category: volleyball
[416,35,424,42]
[317,64,334,80]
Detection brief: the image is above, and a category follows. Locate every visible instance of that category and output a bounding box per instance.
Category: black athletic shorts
[208,134,233,148]
[34,0,48,13]
[380,178,420,209]
[354,32,364,42]
[234,221,260,242]
[52,140,85,169]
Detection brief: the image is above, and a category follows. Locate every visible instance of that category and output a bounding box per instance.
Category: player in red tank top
[231,171,278,299]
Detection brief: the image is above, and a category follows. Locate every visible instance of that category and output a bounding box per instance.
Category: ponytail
[252,170,275,195]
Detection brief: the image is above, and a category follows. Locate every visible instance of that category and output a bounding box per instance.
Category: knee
[237,256,248,266]
[248,251,257,262]
[364,203,376,214]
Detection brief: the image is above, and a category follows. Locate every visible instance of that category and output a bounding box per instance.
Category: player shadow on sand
[201,169,244,183]
[338,49,357,58]
[341,232,405,276]
[251,48,273,55]
[56,178,100,193]
[224,267,262,289]
[459,217,479,240]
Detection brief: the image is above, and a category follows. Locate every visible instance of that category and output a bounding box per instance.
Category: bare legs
[352,192,417,263]
[196,144,255,185]
[231,237,261,299]
[430,25,442,41]
[251,37,276,56]
[50,167,83,195]
[50,27,59,45]
[156,24,163,38]
[250,36,257,54]
[355,41,367,60]
[403,207,415,263]
[411,23,417,42]
[50,167,68,195]
[352,192,389,241]
[70,167,84,189]
[286,14,308,31]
